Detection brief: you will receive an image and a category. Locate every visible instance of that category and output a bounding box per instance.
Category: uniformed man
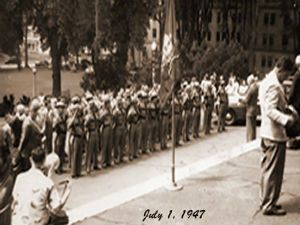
[99,95,113,168]
[137,90,149,154]
[84,99,100,173]
[160,96,170,150]
[216,81,229,132]
[112,96,126,164]
[127,95,139,160]
[10,104,26,148]
[203,85,214,134]
[68,96,84,178]
[192,82,202,138]
[148,90,159,152]
[182,84,193,142]
[174,90,183,146]
[52,101,67,174]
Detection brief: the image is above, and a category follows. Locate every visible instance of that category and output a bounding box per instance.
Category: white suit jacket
[259,69,289,142]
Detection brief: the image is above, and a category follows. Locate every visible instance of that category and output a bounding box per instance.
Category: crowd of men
[0,74,238,180]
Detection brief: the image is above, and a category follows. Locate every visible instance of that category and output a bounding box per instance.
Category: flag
[159,0,179,107]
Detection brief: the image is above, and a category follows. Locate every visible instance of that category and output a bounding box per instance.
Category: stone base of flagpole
[165,182,183,191]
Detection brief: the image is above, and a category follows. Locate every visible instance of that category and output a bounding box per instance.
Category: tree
[0,0,24,70]
[31,0,74,96]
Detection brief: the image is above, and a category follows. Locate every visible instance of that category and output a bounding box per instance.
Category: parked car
[225,79,293,126]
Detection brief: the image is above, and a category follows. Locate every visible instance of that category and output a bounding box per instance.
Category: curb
[67,139,261,224]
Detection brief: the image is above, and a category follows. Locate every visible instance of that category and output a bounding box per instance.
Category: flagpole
[165,67,182,192]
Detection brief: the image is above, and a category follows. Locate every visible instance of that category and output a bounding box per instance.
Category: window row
[261,34,289,47]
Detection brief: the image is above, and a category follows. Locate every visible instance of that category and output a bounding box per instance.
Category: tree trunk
[24,14,29,68]
[16,44,22,71]
[51,39,62,97]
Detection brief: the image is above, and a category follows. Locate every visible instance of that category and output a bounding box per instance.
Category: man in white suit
[259,56,296,216]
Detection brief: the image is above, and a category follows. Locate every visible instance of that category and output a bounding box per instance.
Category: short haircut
[275,56,294,72]
[31,146,46,164]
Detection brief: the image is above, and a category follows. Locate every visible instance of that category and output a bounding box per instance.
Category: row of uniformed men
[9,79,228,178]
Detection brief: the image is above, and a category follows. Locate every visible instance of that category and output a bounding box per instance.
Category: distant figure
[259,56,297,216]
[239,75,259,142]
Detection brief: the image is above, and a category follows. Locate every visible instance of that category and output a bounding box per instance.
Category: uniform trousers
[55,134,66,172]
[217,104,227,132]
[260,138,286,213]
[174,113,182,145]
[161,115,169,149]
[113,125,125,163]
[138,119,149,153]
[246,115,257,142]
[193,108,201,137]
[86,131,99,172]
[149,119,157,151]
[71,136,83,177]
[129,123,139,159]
[204,106,213,134]
[101,126,112,167]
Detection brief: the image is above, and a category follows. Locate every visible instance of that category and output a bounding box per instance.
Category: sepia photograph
[0,0,300,224]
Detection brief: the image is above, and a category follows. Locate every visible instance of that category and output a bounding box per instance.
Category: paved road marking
[67,139,260,224]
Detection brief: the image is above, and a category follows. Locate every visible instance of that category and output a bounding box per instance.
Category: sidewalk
[75,145,300,225]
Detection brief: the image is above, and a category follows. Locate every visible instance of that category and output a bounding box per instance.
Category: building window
[283,14,290,26]
[216,32,220,42]
[269,34,274,47]
[268,56,272,68]
[207,31,211,41]
[282,34,289,47]
[270,13,276,25]
[263,34,267,46]
[152,28,157,39]
[208,12,212,23]
[237,32,241,42]
[222,32,226,41]
[217,12,222,24]
[261,55,266,67]
[238,12,242,23]
[264,13,269,26]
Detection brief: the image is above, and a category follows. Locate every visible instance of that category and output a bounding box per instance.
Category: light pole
[32,65,37,97]
[151,41,157,85]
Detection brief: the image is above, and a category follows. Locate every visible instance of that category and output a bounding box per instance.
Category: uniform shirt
[12,167,60,225]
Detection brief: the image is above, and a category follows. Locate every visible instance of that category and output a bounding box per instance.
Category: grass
[0,68,84,101]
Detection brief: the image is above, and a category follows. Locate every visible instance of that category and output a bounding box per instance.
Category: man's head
[30,146,46,169]
[295,55,300,70]
[275,56,294,83]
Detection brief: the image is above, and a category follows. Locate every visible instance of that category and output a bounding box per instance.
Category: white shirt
[12,167,60,225]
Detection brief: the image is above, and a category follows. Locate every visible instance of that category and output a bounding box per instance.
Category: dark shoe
[275,204,282,209]
[263,208,286,216]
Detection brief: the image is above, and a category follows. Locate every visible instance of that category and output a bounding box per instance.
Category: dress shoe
[263,208,286,216]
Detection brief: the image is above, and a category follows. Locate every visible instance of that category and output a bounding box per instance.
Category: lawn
[0,68,84,101]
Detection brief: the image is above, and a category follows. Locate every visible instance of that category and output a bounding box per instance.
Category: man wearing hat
[84,99,100,173]
[174,89,183,146]
[68,96,84,178]
[182,84,193,142]
[192,82,202,138]
[112,96,126,164]
[99,95,113,168]
[148,90,159,152]
[203,85,214,135]
[137,90,149,154]
[52,101,67,174]
[127,95,140,160]
[216,80,229,133]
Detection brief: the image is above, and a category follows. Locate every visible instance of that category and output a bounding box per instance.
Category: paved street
[49,125,299,225]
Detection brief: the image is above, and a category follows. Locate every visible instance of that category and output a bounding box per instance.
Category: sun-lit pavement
[48,125,298,225]
[0,68,84,100]
[73,138,300,225]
